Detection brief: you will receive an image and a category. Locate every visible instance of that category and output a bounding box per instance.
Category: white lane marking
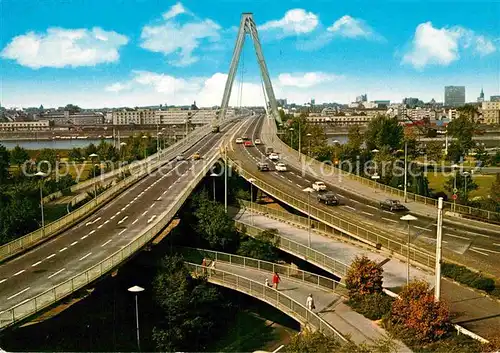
[110,215,116,220]
[471,246,500,254]
[48,268,65,279]
[70,241,78,246]
[287,179,293,183]
[81,235,88,240]
[13,270,25,276]
[97,224,103,229]
[415,226,432,232]
[32,261,42,267]
[101,239,112,247]
[59,247,67,253]
[297,175,303,179]
[494,243,500,247]
[344,206,356,211]
[470,248,489,256]
[85,217,101,226]
[121,207,127,211]
[149,204,154,209]
[446,233,470,240]
[118,216,128,224]
[7,287,30,300]
[366,205,377,210]
[279,175,285,179]
[46,253,56,260]
[350,199,360,203]
[119,229,127,235]
[163,190,168,195]
[0,279,6,284]
[336,194,345,198]
[382,210,394,215]
[132,218,139,225]
[89,230,96,235]
[361,211,374,217]
[296,183,302,187]
[382,217,398,223]
[147,215,157,224]
[141,211,148,216]
[79,253,92,261]
[104,220,109,225]
[116,211,121,216]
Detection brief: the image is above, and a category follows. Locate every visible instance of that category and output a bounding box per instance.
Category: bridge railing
[0,126,213,263]
[263,117,500,222]
[185,262,348,343]
[228,157,436,270]
[0,149,223,329]
[179,247,346,294]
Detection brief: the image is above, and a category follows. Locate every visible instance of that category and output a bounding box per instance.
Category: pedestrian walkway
[233,208,500,340]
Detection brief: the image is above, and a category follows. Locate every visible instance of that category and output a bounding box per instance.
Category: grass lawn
[426,172,495,199]
[44,203,70,223]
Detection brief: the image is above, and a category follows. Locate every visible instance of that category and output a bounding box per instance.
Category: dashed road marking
[382,210,394,215]
[0,279,6,284]
[97,224,103,229]
[70,241,78,246]
[110,215,116,220]
[446,233,470,240]
[470,248,489,256]
[81,235,88,240]
[101,239,112,247]
[494,243,500,247]
[13,270,25,276]
[79,253,92,261]
[46,253,56,260]
[119,229,127,235]
[118,216,128,224]
[296,183,302,187]
[415,226,432,232]
[366,205,377,210]
[48,268,65,279]
[147,215,157,224]
[32,261,42,267]
[59,247,67,253]
[471,246,500,254]
[104,220,109,225]
[361,211,374,217]
[141,211,148,216]
[382,217,397,223]
[132,218,139,225]
[7,287,30,300]
[287,179,293,183]
[344,206,356,211]
[89,230,95,235]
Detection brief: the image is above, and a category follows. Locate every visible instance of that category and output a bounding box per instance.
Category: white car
[176,155,184,161]
[312,181,327,192]
[275,163,287,172]
[254,139,262,145]
[269,153,279,161]
[235,138,243,144]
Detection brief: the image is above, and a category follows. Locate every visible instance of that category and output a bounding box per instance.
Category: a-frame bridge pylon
[219,13,281,124]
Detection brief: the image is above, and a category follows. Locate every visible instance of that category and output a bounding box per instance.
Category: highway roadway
[230,116,500,278]
[0,119,241,318]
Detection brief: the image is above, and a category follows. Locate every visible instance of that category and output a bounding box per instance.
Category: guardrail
[179,247,346,294]
[228,157,436,270]
[0,148,224,329]
[263,117,500,222]
[185,262,347,343]
[0,125,214,263]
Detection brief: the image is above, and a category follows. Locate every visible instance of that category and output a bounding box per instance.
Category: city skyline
[1,0,499,108]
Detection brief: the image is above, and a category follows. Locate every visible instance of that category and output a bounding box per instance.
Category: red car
[244,141,253,147]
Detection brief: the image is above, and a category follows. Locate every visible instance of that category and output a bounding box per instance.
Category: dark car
[379,199,407,211]
[257,162,269,171]
[317,191,339,205]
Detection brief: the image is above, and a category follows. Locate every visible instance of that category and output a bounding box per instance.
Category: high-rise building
[477,88,485,102]
[490,95,500,102]
[356,94,367,102]
[444,86,465,107]
[403,97,424,108]
[276,98,288,107]
[310,98,315,106]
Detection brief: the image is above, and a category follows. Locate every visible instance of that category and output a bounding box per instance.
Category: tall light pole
[249,178,255,225]
[120,142,127,179]
[451,164,459,211]
[224,146,228,213]
[156,132,163,162]
[128,285,145,351]
[289,127,294,150]
[210,172,218,201]
[303,187,315,247]
[88,153,99,205]
[34,171,47,236]
[298,120,301,161]
[435,197,444,300]
[400,214,418,285]
[142,135,148,160]
[332,140,339,167]
[463,171,470,201]
[307,133,312,158]
[404,140,408,203]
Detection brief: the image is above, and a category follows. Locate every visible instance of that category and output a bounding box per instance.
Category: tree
[365,115,404,151]
[10,145,29,168]
[347,125,364,151]
[424,141,443,162]
[84,143,98,158]
[68,148,82,162]
[237,228,280,262]
[482,173,500,212]
[447,114,476,156]
[474,143,489,167]
[345,255,383,297]
[0,144,10,184]
[491,151,500,166]
[0,189,39,245]
[64,104,81,113]
[388,281,450,343]
[37,148,58,174]
[445,171,478,203]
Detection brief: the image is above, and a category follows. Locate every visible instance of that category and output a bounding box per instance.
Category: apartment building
[111,108,236,126]
[482,101,500,125]
[0,120,51,131]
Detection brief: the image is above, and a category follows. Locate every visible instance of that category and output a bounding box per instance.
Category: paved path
[211,261,410,351]
[234,208,500,340]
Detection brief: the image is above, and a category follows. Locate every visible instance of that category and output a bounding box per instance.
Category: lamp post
[34,171,47,236]
[210,172,218,201]
[88,153,98,205]
[142,135,148,159]
[400,214,418,285]
[289,127,294,150]
[249,178,255,225]
[435,197,444,300]
[157,132,163,162]
[128,285,145,351]
[303,187,315,247]
[120,142,127,179]
[332,140,339,167]
[451,164,459,211]
[307,133,312,158]
[298,120,301,161]
[463,171,470,201]
[404,140,408,203]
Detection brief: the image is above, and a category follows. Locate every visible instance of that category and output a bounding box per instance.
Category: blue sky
[1,0,499,108]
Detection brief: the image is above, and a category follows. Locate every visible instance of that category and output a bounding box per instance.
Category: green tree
[365,115,404,151]
[10,145,29,168]
[37,148,58,174]
[482,173,500,212]
[445,171,478,203]
[345,255,383,297]
[474,143,489,167]
[0,144,11,184]
[447,113,476,156]
[0,189,39,245]
[237,228,280,262]
[64,104,81,113]
[347,125,364,151]
[84,143,98,158]
[491,151,500,166]
[68,147,82,162]
[425,141,443,162]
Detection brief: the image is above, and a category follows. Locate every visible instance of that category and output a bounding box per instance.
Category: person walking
[306,294,315,311]
[201,258,207,275]
[272,272,281,290]
[210,259,217,275]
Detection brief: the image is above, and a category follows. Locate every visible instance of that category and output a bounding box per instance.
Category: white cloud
[140,3,221,67]
[258,9,319,37]
[105,82,132,92]
[278,72,342,88]
[132,70,201,94]
[327,15,382,40]
[402,22,496,69]
[1,27,128,69]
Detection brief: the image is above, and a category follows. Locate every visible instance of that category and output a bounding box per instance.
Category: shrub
[345,255,383,297]
[348,293,393,320]
[442,262,496,292]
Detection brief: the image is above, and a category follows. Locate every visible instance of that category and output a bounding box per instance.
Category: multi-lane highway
[0,119,241,319]
[230,116,500,277]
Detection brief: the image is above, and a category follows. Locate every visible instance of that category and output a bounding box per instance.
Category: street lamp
[210,172,218,201]
[451,164,459,211]
[332,140,340,167]
[462,171,470,201]
[120,142,127,179]
[34,171,47,236]
[307,133,312,158]
[400,214,418,285]
[289,127,294,149]
[303,187,315,247]
[142,135,148,159]
[371,149,379,153]
[248,178,255,225]
[88,153,99,205]
[298,120,302,161]
[128,285,145,351]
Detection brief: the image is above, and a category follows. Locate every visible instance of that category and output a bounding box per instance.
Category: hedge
[442,262,497,294]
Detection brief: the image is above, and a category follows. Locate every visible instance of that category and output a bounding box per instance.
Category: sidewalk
[234,208,500,340]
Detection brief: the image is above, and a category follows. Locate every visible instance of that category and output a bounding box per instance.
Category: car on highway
[242,135,249,140]
[312,181,327,192]
[176,155,184,161]
[275,163,287,172]
[379,199,408,211]
[244,141,253,147]
[257,162,269,171]
[254,139,262,145]
[236,138,244,144]
[317,191,339,205]
[265,147,274,155]
[192,152,201,160]
[269,153,279,161]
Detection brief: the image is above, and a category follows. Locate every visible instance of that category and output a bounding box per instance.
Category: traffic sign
[452,194,457,200]
[453,188,458,193]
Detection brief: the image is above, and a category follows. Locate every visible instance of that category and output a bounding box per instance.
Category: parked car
[312,181,327,192]
[269,153,279,161]
[254,139,262,145]
[265,147,274,155]
[235,138,243,144]
[275,163,287,172]
[379,199,408,211]
[242,135,249,140]
[317,191,339,205]
[192,152,201,160]
[176,155,184,161]
[244,140,253,147]
[257,162,269,171]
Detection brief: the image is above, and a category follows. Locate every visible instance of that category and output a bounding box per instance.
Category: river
[0,139,114,150]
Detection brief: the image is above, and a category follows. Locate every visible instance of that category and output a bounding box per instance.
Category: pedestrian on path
[265,278,272,287]
[210,259,217,275]
[201,258,207,275]
[306,294,315,311]
[272,272,281,290]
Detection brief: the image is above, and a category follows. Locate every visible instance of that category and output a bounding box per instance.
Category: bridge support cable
[219,13,281,124]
